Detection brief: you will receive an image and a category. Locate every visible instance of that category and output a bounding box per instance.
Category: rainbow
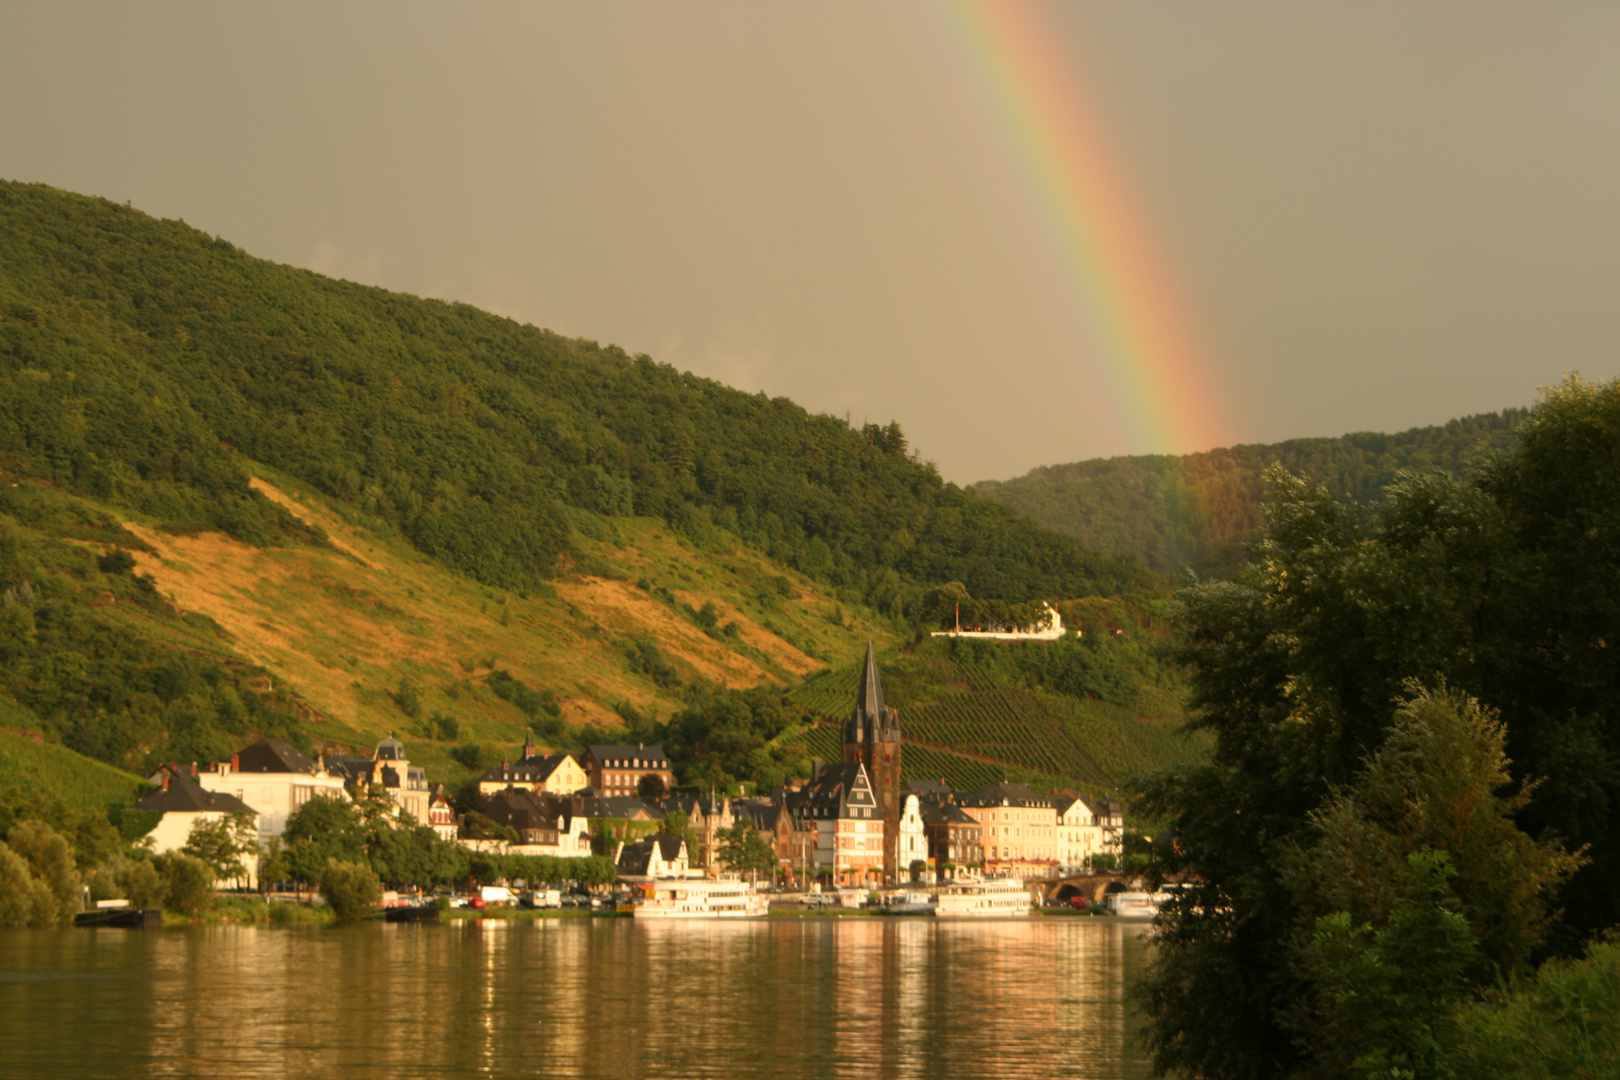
[936,0,1228,454]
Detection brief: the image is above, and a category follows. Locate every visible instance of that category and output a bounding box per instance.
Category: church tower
[842,642,903,882]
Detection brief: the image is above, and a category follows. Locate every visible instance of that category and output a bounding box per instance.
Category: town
[132,645,1127,916]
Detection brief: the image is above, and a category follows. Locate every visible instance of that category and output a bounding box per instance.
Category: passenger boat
[1103,891,1165,920]
[932,877,1033,918]
[632,878,770,919]
[877,891,936,916]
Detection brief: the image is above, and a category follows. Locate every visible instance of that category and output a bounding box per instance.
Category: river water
[0,917,1154,1079]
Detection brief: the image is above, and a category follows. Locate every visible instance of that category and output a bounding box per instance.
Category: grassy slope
[109,463,900,785]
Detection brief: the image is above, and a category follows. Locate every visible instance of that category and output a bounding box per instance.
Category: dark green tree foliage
[318,859,381,919]
[715,820,777,880]
[279,792,471,890]
[659,686,812,793]
[0,182,1148,607]
[976,409,1526,577]
[1136,378,1620,1079]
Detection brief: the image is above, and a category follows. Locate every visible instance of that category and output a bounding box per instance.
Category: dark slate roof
[480,753,576,787]
[843,642,901,745]
[616,835,684,875]
[374,736,407,761]
[1079,796,1123,817]
[920,802,979,827]
[586,744,670,768]
[485,788,572,833]
[797,763,876,819]
[960,781,1049,807]
[578,796,664,821]
[233,738,319,775]
[903,779,955,800]
[136,766,258,816]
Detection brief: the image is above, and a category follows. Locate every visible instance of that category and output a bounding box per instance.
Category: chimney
[190,761,198,778]
[231,753,240,772]
[161,772,170,791]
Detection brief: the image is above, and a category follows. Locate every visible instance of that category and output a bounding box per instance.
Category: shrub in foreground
[319,859,380,920]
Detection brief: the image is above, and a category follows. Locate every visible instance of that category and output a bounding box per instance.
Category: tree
[0,841,56,928]
[113,856,165,909]
[636,773,666,801]
[5,820,82,926]
[155,851,216,915]
[1134,380,1620,1080]
[183,812,260,889]
[715,821,776,883]
[319,859,380,919]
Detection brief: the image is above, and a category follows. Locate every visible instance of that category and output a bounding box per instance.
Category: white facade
[898,794,928,876]
[198,763,348,840]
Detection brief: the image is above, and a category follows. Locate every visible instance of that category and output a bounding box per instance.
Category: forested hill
[0,181,1148,614]
[973,410,1526,578]
[0,181,1166,792]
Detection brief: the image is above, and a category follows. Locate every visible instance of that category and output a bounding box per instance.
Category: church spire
[857,641,885,722]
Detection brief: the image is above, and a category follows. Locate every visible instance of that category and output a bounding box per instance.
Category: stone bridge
[1023,872,1143,903]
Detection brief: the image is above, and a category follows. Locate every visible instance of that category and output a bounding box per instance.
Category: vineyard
[787,640,1207,797]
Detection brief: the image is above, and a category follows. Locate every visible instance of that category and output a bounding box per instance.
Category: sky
[2,2,1618,483]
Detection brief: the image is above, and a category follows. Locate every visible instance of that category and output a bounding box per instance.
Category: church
[841,641,903,881]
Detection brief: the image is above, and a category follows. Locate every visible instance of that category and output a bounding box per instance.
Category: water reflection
[0,919,1153,1079]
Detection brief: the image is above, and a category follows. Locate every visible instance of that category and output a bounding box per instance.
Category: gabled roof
[797,763,876,819]
[616,834,686,876]
[233,738,319,775]
[137,766,258,816]
[479,753,578,787]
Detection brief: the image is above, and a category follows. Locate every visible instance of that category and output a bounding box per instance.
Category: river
[0,917,1154,1078]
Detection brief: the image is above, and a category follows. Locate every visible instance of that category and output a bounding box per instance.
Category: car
[1068,896,1090,910]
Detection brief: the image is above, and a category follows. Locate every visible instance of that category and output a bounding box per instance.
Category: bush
[0,841,56,928]
[268,900,331,924]
[1451,939,1620,1079]
[319,859,380,919]
[5,820,82,925]
[155,851,217,915]
[113,856,165,909]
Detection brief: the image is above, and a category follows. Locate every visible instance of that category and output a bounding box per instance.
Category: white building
[136,764,261,884]
[196,738,349,840]
[898,793,928,879]
[1055,795,1125,870]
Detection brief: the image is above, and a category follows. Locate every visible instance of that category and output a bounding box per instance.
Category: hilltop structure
[840,643,903,882]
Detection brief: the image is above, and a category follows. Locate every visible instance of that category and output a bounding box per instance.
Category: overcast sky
[3,2,1618,483]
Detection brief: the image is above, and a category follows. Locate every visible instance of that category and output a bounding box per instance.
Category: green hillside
[974,411,1525,577]
[0,704,150,817]
[0,180,1176,816]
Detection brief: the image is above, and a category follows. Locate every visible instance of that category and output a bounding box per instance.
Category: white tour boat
[932,876,1034,918]
[632,878,771,919]
[1104,891,1166,920]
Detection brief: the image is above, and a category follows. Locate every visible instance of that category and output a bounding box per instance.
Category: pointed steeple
[857,641,885,721]
[522,729,536,760]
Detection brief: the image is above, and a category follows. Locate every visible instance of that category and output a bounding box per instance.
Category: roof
[903,779,954,800]
[615,834,686,876]
[796,763,877,819]
[843,643,901,745]
[232,738,319,775]
[136,766,259,816]
[921,802,979,827]
[586,744,670,767]
[577,796,664,822]
[485,788,572,833]
[959,781,1049,808]
[374,736,406,761]
[479,753,578,787]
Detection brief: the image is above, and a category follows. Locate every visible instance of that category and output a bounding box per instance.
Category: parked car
[1068,896,1090,910]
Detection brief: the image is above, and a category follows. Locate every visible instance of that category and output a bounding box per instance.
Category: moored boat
[932,876,1034,918]
[632,878,770,919]
[384,903,441,923]
[1103,891,1165,920]
[876,891,936,916]
[74,906,162,929]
